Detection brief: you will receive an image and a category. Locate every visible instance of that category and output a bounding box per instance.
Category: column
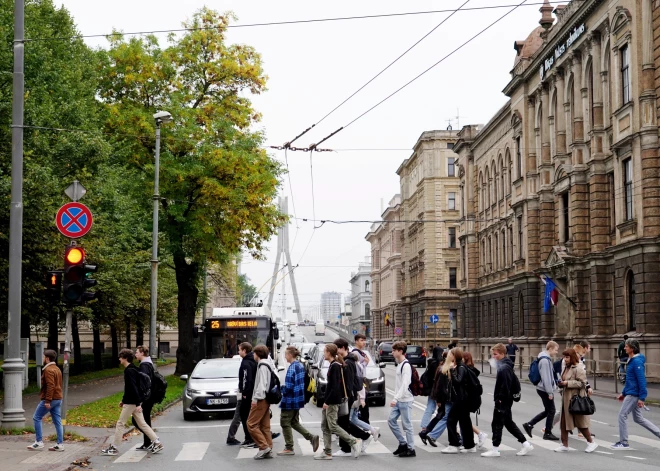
[555,69,566,155]
[541,84,551,165]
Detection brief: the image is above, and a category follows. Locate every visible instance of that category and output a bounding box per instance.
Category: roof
[513,26,545,68]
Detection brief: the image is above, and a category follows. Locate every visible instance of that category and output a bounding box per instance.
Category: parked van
[315,321,326,336]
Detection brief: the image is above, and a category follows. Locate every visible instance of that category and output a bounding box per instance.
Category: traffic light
[62,245,97,305]
[46,270,62,303]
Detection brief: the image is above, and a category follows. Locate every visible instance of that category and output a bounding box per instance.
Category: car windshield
[407,346,422,353]
[192,361,240,379]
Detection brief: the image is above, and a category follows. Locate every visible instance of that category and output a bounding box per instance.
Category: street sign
[56,202,93,238]
[430,314,439,324]
[352,329,358,335]
[394,327,403,336]
[423,324,428,330]
[64,180,87,202]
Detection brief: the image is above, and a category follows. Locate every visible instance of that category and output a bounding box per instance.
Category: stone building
[455,0,660,366]
[320,291,342,323]
[349,257,372,336]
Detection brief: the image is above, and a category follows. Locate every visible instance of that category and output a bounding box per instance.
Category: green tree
[97,8,284,374]
[236,273,257,306]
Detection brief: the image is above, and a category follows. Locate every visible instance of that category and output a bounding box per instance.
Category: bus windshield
[208,329,270,358]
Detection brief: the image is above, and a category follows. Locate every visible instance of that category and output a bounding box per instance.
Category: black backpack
[511,371,522,402]
[136,370,152,402]
[260,363,282,405]
[464,367,483,413]
[150,370,168,404]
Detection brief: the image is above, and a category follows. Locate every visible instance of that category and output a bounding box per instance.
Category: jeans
[428,403,452,440]
[247,400,272,451]
[388,401,414,449]
[350,406,372,433]
[447,403,475,448]
[421,398,437,430]
[618,395,660,442]
[322,404,356,455]
[227,398,242,440]
[113,404,158,448]
[280,409,313,450]
[34,400,63,444]
[528,390,556,433]
[491,407,526,447]
[359,402,370,424]
[132,399,154,446]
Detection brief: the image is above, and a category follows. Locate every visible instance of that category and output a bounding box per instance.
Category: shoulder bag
[338,365,350,417]
[568,386,595,415]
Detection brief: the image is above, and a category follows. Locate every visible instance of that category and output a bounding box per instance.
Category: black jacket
[139,362,155,404]
[324,361,347,405]
[494,357,516,409]
[343,354,359,401]
[239,352,257,400]
[449,363,469,404]
[423,358,440,396]
[432,368,450,404]
[122,363,143,405]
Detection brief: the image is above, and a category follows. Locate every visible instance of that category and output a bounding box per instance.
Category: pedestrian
[448,339,458,350]
[505,338,519,364]
[226,389,243,445]
[389,341,416,458]
[334,338,373,456]
[28,349,64,452]
[523,341,560,441]
[238,342,258,448]
[419,347,442,439]
[132,346,156,451]
[432,343,444,359]
[441,348,476,454]
[101,349,163,456]
[247,344,276,460]
[463,352,489,450]
[352,334,376,428]
[420,351,450,448]
[314,343,361,460]
[555,348,597,453]
[278,346,320,456]
[611,339,660,450]
[481,343,533,458]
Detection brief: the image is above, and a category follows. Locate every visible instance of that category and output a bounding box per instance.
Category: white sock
[523,441,531,447]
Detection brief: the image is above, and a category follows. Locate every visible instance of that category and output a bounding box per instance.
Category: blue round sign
[352,330,358,335]
[424,324,428,330]
[430,314,439,324]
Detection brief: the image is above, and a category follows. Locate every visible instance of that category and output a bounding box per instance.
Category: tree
[97,8,284,374]
[236,274,258,306]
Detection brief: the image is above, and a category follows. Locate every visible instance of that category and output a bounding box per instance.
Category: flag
[542,275,559,313]
[384,313,391,326]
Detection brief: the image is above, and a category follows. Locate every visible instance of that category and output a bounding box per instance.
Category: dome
[513,26,545,68]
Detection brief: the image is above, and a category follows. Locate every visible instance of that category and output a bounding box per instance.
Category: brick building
[455,0,660,366]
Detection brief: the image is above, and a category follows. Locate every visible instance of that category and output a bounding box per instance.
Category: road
[93,326,660,471]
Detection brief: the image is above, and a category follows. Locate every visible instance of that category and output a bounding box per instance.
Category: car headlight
[371,377,384,384]
[187,387,201,395]
[318,377,327,384]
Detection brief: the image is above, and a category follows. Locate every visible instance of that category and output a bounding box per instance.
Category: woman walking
[441,348,476,454]
[555,348,598,453]
[463,352,488,450]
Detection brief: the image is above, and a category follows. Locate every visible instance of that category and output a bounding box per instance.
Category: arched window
[492,161,498,203]
[508,297,514,336]
[627,271,636,331]
[479,172,485,211]
[494,300,499,336]
[499,156,505,200]
[506,150,512,194]
[518,292,525,336]
[502,229,507,268]
[365,280,370,293]
[486,167,491,207]
[494,233,499,270]
[364,303,371,320]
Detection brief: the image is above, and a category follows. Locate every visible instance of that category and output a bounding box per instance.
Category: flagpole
[535,273,577,309]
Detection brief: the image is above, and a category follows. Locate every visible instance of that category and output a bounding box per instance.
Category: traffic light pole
[1,0,26,429]
[61,308,73,433]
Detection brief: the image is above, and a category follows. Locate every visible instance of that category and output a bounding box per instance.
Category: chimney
[539,0,555,30]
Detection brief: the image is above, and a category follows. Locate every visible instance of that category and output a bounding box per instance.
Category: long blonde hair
[442,350,455,376]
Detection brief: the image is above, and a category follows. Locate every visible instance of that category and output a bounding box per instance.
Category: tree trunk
[47,306,59,351]
[174,254,200,376]
[125,318,131,348]
[136,318,144,347]
[111,324,119,368]
[92,313,102,370]
[72,313,82,375]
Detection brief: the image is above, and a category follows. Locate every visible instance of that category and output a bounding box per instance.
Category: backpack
[260,363,282,405]
[511,371,522,402]
[150,370,168,404]
[553,359,563,382]
[420,359,438,396]
[528,356,552,386]
[464,367,483,413]
[405,361,424,396]
[136,370,151,402]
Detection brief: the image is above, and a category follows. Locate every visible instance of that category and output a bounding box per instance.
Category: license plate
[206,398,229,405]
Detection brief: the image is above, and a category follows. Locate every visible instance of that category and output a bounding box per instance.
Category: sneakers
[516,442,533,456]
[461,447,476,453]
[226,438,241,446]
[481,449,500,457]
[254,447,272,460]
[398,448,416,458]
[101,445,118,456]
[351,439,362,459]
[523,423,533,438]
[311,435,320,453]
[150,441,164,454]
[393,443,407,455]
[48,444,65,452]
[477,432,488,449]
[427,437,438,448]
[241,441,257,449]
[136,444,151,450]
[314,453,332,460]
[610,441,630,450]
[271,432,281,440]
[27,441,44,451]
[585,442,599,453]
[419,431,428,445]
[441,445,459,454]
[554,445,570,453]
[371,426,381,442]
[361,436,373,453]
[277,448,295,456]
[543,433,560,441]
[333,450,350,457]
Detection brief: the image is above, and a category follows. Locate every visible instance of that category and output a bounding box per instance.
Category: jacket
[622,354,648,400]
[493,358,516,409]
[253,358,275,403]
[432,367,450,404]
[122,363,143,405]
[394,360,414,403]
[449,363,469,405]
[559,364,589,430]
[280,360,306,410]
[423,358,440,396]
[40,362,63,402]
[324,361,346,405]
[239,352,257,400]
[536,351,556,395]
[343,353,359,402]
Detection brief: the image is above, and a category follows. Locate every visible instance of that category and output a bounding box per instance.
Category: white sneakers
[481,449,501,457]
[441,446,459,454]
[332,450,350,457]
[371,426,381,442]
[554,445,570,453]
[585,442,599,453]
[351,439,362,459]
[516,442,534,456]
[27,441,44,451]
[477,432,488,450]
[361,436,373,453]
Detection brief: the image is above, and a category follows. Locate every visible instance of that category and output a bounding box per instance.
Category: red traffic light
[66,247,85,264]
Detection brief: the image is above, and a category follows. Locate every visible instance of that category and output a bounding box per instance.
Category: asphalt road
[93,326,660,471]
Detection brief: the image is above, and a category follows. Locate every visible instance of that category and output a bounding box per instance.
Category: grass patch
[66,374,186,428]
[0,426,35,435]
[46,431,88,442]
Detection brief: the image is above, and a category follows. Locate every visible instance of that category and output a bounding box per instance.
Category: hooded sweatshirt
[536,351,556,395]
[239,352,258,400]
[393,358,414,403]
[252,356,276,403]
[622,354,648,400]
[493,357,517,409]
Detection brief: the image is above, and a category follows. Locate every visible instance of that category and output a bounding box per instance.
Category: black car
[377,342,394,363]
[405,345,427,368]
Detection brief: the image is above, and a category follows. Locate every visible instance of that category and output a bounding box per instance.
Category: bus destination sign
[208,319,265,329]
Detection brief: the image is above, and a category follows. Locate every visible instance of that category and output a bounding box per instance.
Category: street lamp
[150,111,172,360]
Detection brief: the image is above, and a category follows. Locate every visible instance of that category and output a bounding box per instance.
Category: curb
[122,397,183,438]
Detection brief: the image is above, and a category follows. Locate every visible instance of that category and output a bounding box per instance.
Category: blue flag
[544,276,558,313]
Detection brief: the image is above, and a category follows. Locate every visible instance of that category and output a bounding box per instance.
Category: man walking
[238,342,258,448]
[248,345,275,460]
[506,338,519,364]
[278,346,320,456]
[133,346,156,450]
[101,349,163,456]
[482,343,533,458]
[28,349,64,452]
[611,339,660,449]
[389,341,415,458]
[523,341,559,441]
[352,334,376,428]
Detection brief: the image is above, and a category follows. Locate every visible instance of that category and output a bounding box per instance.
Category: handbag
[569,388,595,415]
[338,366,350,417]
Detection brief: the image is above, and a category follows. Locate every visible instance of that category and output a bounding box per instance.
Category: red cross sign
[56,202,93,238]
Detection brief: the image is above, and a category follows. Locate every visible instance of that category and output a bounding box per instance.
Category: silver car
[180,358,241,421]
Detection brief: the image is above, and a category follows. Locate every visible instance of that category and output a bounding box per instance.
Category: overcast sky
[58,0,546,319]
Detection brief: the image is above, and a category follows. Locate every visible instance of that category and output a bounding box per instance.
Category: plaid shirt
[280,360,306,410]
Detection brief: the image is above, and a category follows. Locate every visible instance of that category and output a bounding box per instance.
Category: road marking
[625,456,646,460]
[528,435,575,451]
[568,435,619,450]
[626,434,660,450]
[480,438,516,451]
[113,448,149,463]
[595,450,613,455]
[175,442,210,461]
[236,447,259,459]
[592,420,609,425]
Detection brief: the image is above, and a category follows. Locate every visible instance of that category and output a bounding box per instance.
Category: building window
[608,172,616,231]
[516,136,522,179]
[448,157,455,177]
[518,292,525,336]
[509,227,514,265]
[447,142,454,150]
[461,244,466,279]
[508,297,513,336]
[627,271,636,331]
[494,300,499,336]
[365,280,370,293]
[502,230,507,268]
[449,267,457,289]
[364,304,371,320]
[517,215,524,259]
[623,158,633,220]
[561,192,570,243]
[621,44,631,105]
[449,227,456,248]
[448,192,456,210]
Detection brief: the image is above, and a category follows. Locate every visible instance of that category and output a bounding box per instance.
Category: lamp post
[150,111,172,359]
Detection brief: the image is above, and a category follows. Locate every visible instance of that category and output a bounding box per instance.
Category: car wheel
[183,412,196,421]
[375,398,386,407]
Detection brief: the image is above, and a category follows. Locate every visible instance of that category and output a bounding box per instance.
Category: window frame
[448,157,455,177]
[448,192,456,210]
[449,267,457,289]
[448,227,456,248]
[623,158,633,220]
[621,44,631,105]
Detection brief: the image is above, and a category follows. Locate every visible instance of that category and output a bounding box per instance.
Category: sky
[57,0,548,320]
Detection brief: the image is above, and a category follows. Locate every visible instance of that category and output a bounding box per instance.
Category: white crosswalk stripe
[528,435,575,451]
[113,448,149,463]
[569,435,625,451]
[175,442,210,461]
[626,435,660,450]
